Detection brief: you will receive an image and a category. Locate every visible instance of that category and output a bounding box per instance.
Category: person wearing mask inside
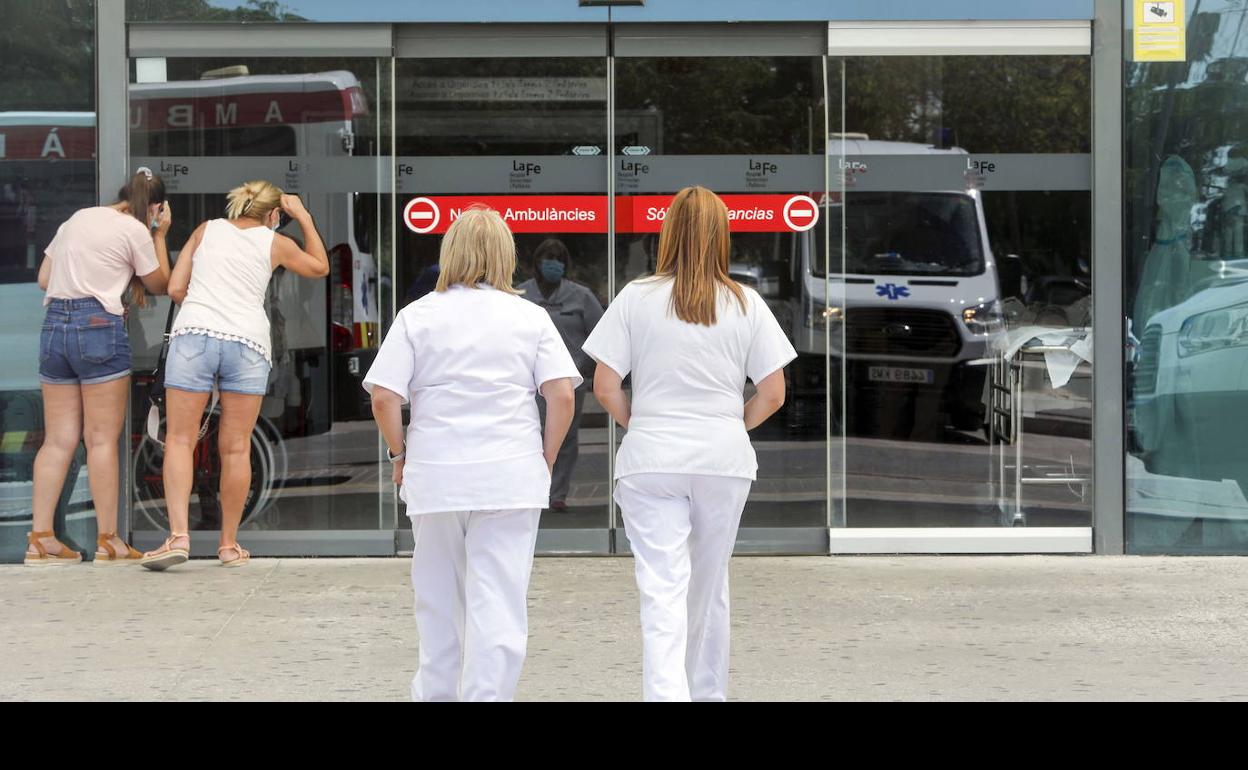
[517,238,604,512]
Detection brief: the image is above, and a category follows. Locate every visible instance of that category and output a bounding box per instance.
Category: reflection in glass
[519,238,605,511]
[127,57,390,533]
[837,55,1093,528]
[822,193,986,277]
[1125,0,1248,553]
[394,57,610,530]
[0,0,98,562]
[614,56,828,529]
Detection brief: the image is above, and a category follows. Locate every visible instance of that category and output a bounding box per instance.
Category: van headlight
[963,300,1005,335]
[807,302,843,330]
[1179,303,1248,357]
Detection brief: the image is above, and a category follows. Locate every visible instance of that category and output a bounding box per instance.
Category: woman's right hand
[280,194,310,220]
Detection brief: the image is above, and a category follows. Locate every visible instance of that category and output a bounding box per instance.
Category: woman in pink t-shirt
[25,170,173,567]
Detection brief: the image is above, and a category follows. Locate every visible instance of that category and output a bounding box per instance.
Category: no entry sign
[403,197,441,234]
[782,195,820,232]
[404,196,606,234]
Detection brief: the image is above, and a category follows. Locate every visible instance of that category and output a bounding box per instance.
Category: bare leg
[151,387,211,555]
[216,391,263,563]
[29,383,83,556]
[80,377,130,555]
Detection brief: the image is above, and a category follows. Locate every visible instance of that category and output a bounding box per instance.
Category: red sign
[404,194,820,235]
[403,196,607,235]
[616,195,820,234]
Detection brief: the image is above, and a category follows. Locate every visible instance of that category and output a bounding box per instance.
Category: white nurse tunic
[363,283,583,515]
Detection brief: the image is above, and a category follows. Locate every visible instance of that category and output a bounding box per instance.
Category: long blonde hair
[656,186,745,326]
[435,205,521,294]
[225,180,283,222]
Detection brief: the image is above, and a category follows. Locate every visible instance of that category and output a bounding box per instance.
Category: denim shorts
[39,298,133,386]
[165,333,272,396]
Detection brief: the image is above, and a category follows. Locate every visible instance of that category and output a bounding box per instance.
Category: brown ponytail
[117,169,167,310]
[116,169,167,227]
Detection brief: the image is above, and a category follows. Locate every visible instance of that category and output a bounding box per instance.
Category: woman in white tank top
[141,181,330,571]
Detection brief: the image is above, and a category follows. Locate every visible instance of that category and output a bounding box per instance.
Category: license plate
[868,366,935,384]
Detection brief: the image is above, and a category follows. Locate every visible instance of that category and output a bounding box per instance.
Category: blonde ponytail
[225,180,282,221]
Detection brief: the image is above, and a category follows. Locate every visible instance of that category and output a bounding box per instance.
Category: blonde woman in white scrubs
[365,205,579,702]
[584,186,797,702]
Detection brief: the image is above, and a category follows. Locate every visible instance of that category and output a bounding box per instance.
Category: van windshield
[815,192,985,277]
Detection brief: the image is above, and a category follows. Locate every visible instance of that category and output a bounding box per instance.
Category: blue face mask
[539,259,566,283]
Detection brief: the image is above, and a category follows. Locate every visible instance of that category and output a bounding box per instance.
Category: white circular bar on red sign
[783,195,820,232]
[404,197,441,234]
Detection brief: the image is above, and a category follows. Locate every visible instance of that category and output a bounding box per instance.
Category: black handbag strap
[148,299,178,405]
[158,298,177,361]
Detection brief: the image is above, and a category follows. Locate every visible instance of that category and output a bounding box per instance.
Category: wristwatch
[387,444,406,463]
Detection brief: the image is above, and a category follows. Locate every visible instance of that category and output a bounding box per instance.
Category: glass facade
[1125,0,1248,554]
[122,0,1094,24]
[24,0,1247,557]
[0,0,98,562]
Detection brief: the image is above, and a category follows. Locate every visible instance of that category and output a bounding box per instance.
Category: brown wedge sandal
[93,532,144,567]
[24,531,82,567]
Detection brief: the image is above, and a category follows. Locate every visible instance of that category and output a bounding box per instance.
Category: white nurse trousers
[409,508,542,702]
[614,472,752,702]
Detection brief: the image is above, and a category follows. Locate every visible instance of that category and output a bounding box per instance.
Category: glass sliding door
[394,25,611,553]
[829,22,1095,552]
[613,25,832,553]
[126,35,395,554]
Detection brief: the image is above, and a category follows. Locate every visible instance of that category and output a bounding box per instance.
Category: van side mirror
[996,252,1024,300]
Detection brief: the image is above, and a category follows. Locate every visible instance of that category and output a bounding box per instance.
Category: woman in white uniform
[366,205,580,702]
[583,186,796,702]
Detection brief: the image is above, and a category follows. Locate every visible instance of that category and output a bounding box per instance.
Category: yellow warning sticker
[1134,0,1186,62]
[0,431,28,454]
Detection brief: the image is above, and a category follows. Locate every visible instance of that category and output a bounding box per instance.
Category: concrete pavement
[2,555,1246,701]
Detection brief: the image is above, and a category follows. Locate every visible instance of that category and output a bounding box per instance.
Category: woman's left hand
[392,458,404,486]
[154,202,172,236]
